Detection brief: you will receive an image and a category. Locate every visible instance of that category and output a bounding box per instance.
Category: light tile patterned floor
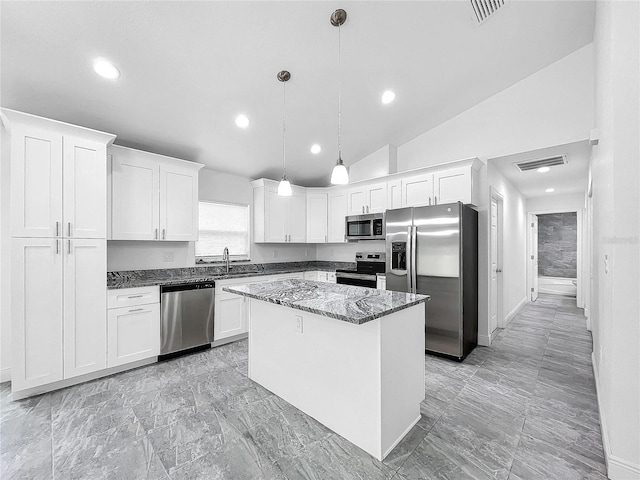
[0,294,606,479]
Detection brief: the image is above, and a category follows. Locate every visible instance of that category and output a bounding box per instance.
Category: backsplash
[538,212,577,278]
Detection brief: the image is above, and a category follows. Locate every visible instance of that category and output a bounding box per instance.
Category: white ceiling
[489,140,591,198]
[1,1,595,186]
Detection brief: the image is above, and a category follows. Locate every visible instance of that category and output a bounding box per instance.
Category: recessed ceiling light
[537,166,550,173]
[92,57,120,80]
[545,187,555,193]
[235,114,250,129]
[310,144,322,154]
[381,90,396,104]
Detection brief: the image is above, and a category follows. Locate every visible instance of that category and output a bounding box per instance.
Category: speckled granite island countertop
[223,278,429,325]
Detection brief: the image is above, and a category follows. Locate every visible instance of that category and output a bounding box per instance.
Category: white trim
[383,415,421,459]
[0,367,10,384]
[489,187,505,330]
[592,353,640,479]
[477,334,492,346]
[505,296,527,325]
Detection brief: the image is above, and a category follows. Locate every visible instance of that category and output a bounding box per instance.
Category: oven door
[336,272,377,288]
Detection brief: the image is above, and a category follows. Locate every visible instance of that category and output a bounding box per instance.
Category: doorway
[489,189,504,335]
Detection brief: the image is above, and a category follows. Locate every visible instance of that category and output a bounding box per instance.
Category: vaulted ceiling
[1,1,595,186]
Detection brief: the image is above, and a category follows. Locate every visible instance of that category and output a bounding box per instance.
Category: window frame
[195,200,251,263]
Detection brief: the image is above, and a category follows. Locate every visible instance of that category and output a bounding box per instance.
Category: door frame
[527,207,584,309]
[489,188,505,330]
[528,214,539,302]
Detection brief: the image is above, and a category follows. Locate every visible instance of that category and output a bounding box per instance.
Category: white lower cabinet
[377,275,387,290]
[11,237,107,392]
[107,303,160,368]
[303,271,319,281]
[106,286,160,368]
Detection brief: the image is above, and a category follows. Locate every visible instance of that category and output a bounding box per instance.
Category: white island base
[247,299,426,461]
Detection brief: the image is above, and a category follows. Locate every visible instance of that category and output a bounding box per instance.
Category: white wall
[488,165,528,330]
[349,145,397,183]
[0,127,11,382]
[527,192,585,213]
[589,0,640,477]
[316,240,386,263]
[398,44,594,169]
[107,241,195,271]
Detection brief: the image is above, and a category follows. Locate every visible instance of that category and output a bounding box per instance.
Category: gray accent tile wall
[538,212,577,278]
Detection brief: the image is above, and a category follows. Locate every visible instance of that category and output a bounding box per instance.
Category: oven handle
[335,272,377,281]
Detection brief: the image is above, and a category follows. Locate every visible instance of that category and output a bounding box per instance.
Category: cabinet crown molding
[108,144,204,171]
[1,108,116,146]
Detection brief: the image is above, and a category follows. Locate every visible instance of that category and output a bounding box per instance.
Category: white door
[387,180,402,210]
[64,239,107,378]
[288,189,307,243]
[401,173,433,207]
[63,136,107,239]
[107,303,160,367]
[434,167,470,205]
[160,164,198,241]
[367,183,388,213]
[306,194,328,243]
[11,238,64,391]
[347,187,367,215]
[265,189,288,243]
[531,215,539,301]
[490,199,499,334]
[327,190,347,243]
[11,127,63,238]
[111,152,160,240]
[214,294,247,341]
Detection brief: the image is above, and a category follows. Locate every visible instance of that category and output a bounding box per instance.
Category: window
[196,201,250,261]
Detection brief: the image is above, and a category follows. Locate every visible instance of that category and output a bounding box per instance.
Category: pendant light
[330,8,349,185]
[277,70,293,196]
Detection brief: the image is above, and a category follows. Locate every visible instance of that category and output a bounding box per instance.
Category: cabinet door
[160,164,199,241]
[214,294,247,341]
[328,190,347,243]
[306,193,327,243]
[11,127,63,237]
[367,183,388,213]
[107,303,160,367]
[265,189,288,242]
[11,238,64,391]
[288,189,307,243]
[387,180,402,210]
[303,271,319,281]
[64,239,107,379]
[433,167,471,205]
[63,136,107,239]
[111,151,159,240]
[327,272,336,283]
[347,187,367,215]
[402,173,433,207]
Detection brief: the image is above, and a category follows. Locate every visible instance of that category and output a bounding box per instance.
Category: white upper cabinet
[327,189,348,243]
[306,192,328,243]
[402,172,434,207]
[252,179,306,243]
[348,182,388,215]
[63,136,107,239]
[402,160,481,207]
[387,180,402,210]
[433,166,471,205]
[109,145,203,241]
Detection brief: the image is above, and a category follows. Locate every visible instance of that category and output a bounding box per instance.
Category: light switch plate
[295,315,303,333]
[163,251,174,262]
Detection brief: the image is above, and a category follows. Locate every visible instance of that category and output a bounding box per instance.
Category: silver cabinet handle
[67,240,71,254]
[429,197,432,206]
[284,234,287,242]
[128,308,144,313]
[68,222,71,237]
[55,221,60,237]
[162,228,166,240]
[367,206,370,213]
[434,196,437,205]
[154,228,158,240]
[56,239,60,255]
[128,294,143,299]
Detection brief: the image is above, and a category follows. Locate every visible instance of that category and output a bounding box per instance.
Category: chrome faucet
[223,247,230,273]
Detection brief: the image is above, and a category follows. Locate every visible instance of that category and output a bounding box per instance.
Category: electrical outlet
[272,249,278,258]
[163,251,174,262]
[305,248,309,257]
[295,315,303,334]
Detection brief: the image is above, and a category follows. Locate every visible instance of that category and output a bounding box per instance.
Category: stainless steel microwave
[345,213,385,240]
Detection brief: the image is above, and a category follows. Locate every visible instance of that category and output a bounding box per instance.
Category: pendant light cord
[282,80,287,176]
[337,23,342,161]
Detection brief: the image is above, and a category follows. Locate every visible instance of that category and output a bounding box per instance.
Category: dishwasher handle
[161,282,215,294]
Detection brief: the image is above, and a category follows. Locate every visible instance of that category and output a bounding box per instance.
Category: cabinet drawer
[108,286,160,309]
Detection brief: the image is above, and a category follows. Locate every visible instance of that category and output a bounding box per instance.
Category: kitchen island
[223,279,429,461]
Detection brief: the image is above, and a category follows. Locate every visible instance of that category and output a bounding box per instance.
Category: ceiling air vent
[514,155,567,172]
[470,0,506,24]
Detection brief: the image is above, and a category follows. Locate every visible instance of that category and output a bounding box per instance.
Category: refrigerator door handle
[406,226,413,293]
[411,226,418,294]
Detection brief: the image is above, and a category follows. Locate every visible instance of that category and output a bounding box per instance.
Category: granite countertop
[107,261,354,289]
[223,279,429,325]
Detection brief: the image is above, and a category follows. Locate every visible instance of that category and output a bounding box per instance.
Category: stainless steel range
[335,252,385,288]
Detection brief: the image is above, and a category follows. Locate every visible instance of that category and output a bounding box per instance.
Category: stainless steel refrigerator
[385,202,478,361]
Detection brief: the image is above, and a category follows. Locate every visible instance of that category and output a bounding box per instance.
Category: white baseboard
[477,334,491,346]
[505,296,527,325]
[592,353,640,479]
[0,367,10,384]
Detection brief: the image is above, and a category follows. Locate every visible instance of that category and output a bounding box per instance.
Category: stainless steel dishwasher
[160,281,215,359]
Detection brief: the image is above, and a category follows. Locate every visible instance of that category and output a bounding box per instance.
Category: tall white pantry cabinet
[2,109,116,396]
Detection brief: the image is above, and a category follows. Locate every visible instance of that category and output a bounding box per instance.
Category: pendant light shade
[277,70,292,196]
[330,9,349,185]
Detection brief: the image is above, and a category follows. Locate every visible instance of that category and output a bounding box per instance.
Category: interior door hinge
[531,288,534,292]
[531,255,534,260]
